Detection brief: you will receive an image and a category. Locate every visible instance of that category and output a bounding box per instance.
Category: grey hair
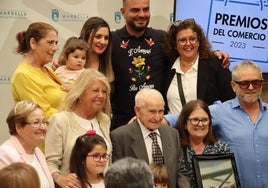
[232,60,263,80]
[135,88,164,108]
[104,157,154,188]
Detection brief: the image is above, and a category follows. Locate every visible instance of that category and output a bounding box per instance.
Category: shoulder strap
[176,73,186,106]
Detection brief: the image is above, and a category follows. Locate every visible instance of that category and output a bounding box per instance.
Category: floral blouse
[182,139,231,188]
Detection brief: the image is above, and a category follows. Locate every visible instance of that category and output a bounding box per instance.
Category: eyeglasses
[87,154,110,162]
[23,121,49,127]
[233,79,263,89]
[177,36,198,45]
[188,118,210,126]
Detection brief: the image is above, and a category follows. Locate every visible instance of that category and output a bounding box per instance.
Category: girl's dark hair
[69,133,107,187]
[176,99,218,147]
[15,22,57,54]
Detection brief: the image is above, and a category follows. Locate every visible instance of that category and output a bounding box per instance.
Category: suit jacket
[0,136,55,188]
[111,120,190,188]
[163,57,235,112]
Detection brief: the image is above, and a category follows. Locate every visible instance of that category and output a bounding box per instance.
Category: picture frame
[192,153,241,188]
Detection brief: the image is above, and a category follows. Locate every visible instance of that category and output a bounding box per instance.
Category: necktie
[149,132,164,164]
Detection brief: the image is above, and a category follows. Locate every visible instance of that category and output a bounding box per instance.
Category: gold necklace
[180,62,195,67]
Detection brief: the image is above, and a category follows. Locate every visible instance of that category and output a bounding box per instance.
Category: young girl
[55,36,89,91]
[149,163,170,188]
[69,130,109,188]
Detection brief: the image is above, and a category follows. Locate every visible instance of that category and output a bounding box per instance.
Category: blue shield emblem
[114,11,121,24]
[52,9,59,22]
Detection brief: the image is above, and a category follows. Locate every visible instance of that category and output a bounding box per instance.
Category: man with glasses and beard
[209,60,268,188]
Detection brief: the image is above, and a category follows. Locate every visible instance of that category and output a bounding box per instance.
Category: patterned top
[182,139,231,188]
[111,26,168,128]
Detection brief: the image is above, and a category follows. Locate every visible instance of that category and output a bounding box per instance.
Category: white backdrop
[0,0,174,143]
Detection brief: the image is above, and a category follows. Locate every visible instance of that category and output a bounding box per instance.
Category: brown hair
[0,162,40,188]
[80,17,114,82]
[15,22,57,54]
[58,36,89,66]
[6,101,43,135]
[176,99,218,147]
[163,18,213,63]
[149,163,170,187]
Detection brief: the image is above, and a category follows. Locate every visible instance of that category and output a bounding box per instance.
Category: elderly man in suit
[111,88,190,188]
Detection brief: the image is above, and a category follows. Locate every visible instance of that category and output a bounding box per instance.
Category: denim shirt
[209,97,268,188]
[165,97,268,188]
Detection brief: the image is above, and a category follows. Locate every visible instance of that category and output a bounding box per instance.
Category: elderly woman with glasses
[162,18,235,115]
[176,99,231,188]
[0,100,54,188]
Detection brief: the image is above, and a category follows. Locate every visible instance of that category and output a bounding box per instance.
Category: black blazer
[163,57,235,112]
[111,120,191,188]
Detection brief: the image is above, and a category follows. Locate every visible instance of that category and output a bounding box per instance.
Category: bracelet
[53,172,61,183]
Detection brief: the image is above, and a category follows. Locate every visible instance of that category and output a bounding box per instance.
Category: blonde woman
[45,69,112,188]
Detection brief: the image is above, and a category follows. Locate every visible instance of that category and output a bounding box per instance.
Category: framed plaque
[193,153,241,188]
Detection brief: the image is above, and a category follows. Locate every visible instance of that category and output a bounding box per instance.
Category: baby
[55,36,89,91]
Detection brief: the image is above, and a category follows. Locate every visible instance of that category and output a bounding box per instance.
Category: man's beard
[239,92,261,104]
[127,20,149,32]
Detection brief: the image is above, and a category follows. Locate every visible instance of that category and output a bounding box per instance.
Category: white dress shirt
[137,119,163,164]
[167,56,198,114]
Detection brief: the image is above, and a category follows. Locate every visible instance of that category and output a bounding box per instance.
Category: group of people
[165,60,268,188]
[0,0,267,188]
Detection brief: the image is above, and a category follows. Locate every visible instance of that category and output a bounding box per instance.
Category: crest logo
[114,11,121,24]
[169,13,174,22]
[52,9,59,22]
